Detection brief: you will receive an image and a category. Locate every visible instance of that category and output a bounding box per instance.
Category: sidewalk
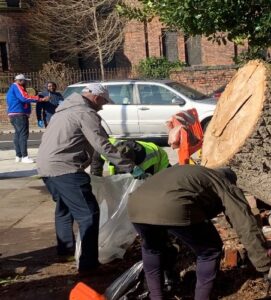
[0,147,55,258]
[0,148,39,175]
[0,146,178,300]
[0,148,82,300]
[0,146,179,257]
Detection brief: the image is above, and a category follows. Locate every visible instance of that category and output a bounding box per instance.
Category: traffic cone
[70,282,106,300]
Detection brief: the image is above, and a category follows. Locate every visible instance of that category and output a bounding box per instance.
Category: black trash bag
[105,242,180,300]
[104,261,149,300]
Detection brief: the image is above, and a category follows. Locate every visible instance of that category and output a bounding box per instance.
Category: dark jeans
[43,172,100,271]
[133,221,223,300]
[10,114,29,157]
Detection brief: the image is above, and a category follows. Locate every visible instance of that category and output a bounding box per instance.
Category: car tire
[202,119,211,133]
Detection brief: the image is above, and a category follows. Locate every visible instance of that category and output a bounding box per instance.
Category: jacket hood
[214,167,237,184]
[56,92,89,112]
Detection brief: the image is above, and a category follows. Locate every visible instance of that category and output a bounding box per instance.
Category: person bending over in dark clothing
[128,164,271,300]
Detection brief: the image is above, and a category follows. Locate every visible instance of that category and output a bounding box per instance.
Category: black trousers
[133,221,223,300]
[10,114,29,157]
[43,172,100,271]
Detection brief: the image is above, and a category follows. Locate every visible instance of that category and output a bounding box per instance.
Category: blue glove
[132,166,146,179]
[38,120,44,128]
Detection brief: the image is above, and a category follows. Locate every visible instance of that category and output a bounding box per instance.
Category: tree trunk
[201,60,271,205]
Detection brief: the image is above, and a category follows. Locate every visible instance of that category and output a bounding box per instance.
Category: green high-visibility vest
[106,138,169,175]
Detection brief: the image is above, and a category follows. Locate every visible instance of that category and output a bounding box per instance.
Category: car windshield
[63,86,86,99]
[166,82,207,100]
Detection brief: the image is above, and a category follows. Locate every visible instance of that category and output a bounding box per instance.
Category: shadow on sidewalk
[0,169,38,179]
[0,246,62,278]
[0,274,72,300]
[0,246,127,300]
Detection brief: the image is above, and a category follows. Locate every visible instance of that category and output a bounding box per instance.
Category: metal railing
[0,67,135,94]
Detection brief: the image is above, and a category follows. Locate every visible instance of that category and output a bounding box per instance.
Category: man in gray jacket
[128,164,271,300]
[37,83,139,275]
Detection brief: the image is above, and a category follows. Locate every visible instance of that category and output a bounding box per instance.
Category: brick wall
[147,17,163,57]
[119,19,247,68]
[0,96,38,128]
[201,37,235,66]
[119,20,147,67]
[0,9,49,72]
[0,6,248,72]
[177,34,186,62]
[201,37,248,66]
[0,96,8,126]
[170,65,238,95]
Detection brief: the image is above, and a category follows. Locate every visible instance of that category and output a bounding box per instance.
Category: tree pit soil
[1,215,270,300]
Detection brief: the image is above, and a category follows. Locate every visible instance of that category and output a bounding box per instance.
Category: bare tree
[29,0,126,79]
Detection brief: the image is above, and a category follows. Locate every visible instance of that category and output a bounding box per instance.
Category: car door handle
[138,107,150,110]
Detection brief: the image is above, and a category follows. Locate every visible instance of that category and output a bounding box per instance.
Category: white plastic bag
[75,174,144,266]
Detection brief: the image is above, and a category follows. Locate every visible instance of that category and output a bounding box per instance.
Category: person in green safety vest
[91,137,170,177]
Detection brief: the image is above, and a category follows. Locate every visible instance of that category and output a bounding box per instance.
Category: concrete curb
[0,128,45,134]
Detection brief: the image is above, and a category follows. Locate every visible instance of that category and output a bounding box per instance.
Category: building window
[0,42,9,71]
[6,0,20,7]
[161,30,179,62]
[234,43,238,60]
[184,35,202,66]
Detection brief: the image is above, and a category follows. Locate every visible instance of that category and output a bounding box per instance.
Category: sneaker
[57,248,75,263]
[15,156,21,163]
[21,156,34,164]
[56,255,75,263]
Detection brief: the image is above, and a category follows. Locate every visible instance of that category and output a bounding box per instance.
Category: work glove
[37,120,44,128]
[131,166,147,180]
[90,171,103,177]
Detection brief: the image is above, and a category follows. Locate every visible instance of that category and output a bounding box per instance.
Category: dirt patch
[1,213,271,300]
[0,244,141,300]
[0,240,269,300]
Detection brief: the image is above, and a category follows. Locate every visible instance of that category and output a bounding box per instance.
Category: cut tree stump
[201,60,271,205]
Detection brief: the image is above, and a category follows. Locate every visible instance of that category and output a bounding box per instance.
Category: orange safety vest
[167,108,203,165]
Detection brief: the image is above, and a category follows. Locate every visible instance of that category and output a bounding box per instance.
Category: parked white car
[63,80,216,138]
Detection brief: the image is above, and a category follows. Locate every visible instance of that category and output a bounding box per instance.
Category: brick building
[0,0,49,73]
[115,17,248,68]
[0,1,247,72]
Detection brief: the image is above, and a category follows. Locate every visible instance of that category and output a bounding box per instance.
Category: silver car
[63,80,216,138]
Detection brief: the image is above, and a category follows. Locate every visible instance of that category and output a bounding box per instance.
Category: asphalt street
[0,132,170,150]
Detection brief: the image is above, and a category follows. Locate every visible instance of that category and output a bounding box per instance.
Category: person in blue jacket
[6,74,49,163]
[36,82,64,128]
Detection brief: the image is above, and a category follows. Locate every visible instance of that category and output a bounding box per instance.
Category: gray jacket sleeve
[221,184,270,272]
[90,150,105,176]
[80,111,134,173]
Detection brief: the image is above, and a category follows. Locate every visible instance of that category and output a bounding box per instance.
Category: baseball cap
[82,83,113,103]
[15,74,31,81]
